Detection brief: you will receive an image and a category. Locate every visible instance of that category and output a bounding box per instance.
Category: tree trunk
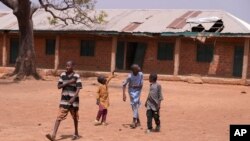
[8,1,40,80]
[11,18,40,80]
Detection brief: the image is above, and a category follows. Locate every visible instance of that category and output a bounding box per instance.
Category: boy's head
[97,75,107,84]
[131,64,140,75]
[149,73,157,83]
[66,61,75,73]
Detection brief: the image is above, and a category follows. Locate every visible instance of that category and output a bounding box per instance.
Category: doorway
[233,46,243,77]
[115,42,147,70]
[9,38,19,64]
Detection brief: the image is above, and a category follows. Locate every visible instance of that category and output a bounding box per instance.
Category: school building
[0,9,250,80]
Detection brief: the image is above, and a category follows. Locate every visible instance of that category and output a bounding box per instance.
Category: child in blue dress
[123,64,143,128]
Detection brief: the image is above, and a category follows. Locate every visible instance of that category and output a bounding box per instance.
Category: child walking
[145,73,163,133]
[123,64,143,128]
[94,72,115,125]
[46,61,82,141]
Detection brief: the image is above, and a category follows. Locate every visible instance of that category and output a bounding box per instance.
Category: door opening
[115,42,147,70]
[233,46,243,77]
[9,38,19,64]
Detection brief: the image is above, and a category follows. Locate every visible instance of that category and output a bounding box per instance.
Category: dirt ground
[0,75,250,141]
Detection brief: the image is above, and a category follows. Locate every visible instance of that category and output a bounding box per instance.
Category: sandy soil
[0,75,250,141]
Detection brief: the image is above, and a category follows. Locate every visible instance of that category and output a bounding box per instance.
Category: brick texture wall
[143,38,174,74]
[59,35,112,71]
[1,33,249,78]
[34,36,54,68]
[179,38,244,77]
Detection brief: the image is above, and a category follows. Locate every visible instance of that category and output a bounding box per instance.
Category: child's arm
[58,78,76,89]
[69,76,82,104]
[106,71,115,85]
[158,84,163,110]
[122,85,127,102]
[69,87,80,104]
[145,96,148,107]
[96,87,101,105]
[122,74,130,102]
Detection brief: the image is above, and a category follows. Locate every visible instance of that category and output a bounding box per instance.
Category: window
[45,39,56,55]
[197,43,214,62]
[80,40,95,56]
[157,42,174,60]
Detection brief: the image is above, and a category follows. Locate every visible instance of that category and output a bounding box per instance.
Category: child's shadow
[57,135,82,141]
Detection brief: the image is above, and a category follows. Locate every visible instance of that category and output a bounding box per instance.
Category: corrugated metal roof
[0,9,249,35]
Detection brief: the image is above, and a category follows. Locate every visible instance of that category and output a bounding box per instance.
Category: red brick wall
[143,38,174,74]
[179,38,244,77]
[59,35,112,71]
[179,38,210,75]
[211,41,234,77]
[1,33,249,78]
[34,36,54,68]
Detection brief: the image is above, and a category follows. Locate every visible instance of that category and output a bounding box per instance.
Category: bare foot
[72,135,80,140]
[46,134,55,141]
[94,120,102,126]
[130,122,136,128]
[102,122,108,126]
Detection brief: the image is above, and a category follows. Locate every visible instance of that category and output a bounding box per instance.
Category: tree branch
[38,0,105,27]
[30,2,39,17]
[0,0,18,11]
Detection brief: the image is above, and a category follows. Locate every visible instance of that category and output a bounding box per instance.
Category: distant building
[0,9,250,79]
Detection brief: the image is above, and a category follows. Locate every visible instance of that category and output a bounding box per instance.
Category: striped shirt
[58,72,82,109]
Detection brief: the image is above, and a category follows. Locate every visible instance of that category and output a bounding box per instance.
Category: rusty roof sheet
[0,9,249,34]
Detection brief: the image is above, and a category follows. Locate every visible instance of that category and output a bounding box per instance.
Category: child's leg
[146,109,153,130]
[52,120,61,137]
[136,115,141,126]
[70,109,79,136]
[96,110,103,121]
[131,103,139,119]
[101,109,108,123]
[135,103,141,125]
[96,105,104,121]
[153,110,160,126]
[46,120,61,141]
[153,110,161,131]
[46,108,68,140]
[130,104,137,128]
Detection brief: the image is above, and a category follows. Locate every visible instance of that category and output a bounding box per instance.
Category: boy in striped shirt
[46,61,82,141]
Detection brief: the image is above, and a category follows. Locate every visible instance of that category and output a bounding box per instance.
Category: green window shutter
[157,42,174,60]
[45,39,56,55]
[80,40,95,56]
